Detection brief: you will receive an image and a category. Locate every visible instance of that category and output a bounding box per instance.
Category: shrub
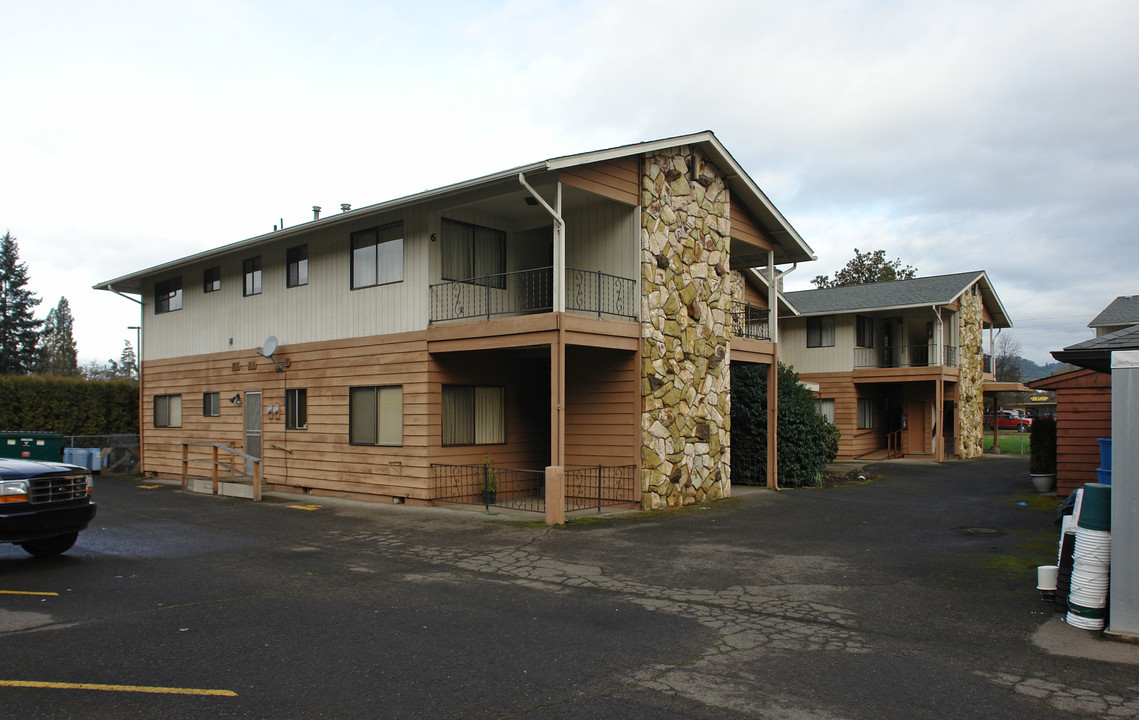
[1029,416,1057,474]
[0,374,138,435]
[731,362,840,488]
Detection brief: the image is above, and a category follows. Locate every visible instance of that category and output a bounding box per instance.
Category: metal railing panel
[429,266,637,323]
[729,302,770,340]
[565,465,638,512]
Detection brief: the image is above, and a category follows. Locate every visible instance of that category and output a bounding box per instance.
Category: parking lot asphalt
[1,456,1137,719]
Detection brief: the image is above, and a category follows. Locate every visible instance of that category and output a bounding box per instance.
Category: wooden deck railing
[180,442,262,501]
[886,430,904,459]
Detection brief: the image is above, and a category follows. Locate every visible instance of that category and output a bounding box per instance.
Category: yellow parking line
[138,484,162,489]
[0,680,237,697]
[287,504,322,511]
[0,590,58,597]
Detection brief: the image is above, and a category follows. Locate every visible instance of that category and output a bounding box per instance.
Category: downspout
[107,285,145,474]
[518,173,565,312]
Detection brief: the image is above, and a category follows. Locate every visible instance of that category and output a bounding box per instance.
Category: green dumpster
[0,432,63,462]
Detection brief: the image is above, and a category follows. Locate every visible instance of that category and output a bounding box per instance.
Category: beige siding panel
[564,197,640,285]
[779,316,856,374]
[145,208,432,361]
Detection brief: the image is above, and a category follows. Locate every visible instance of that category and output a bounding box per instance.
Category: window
[203,392,220,417]
[351,222,403,289]
[287,245,308,288]
[154,277,183,314]
[815,398,835,424]
[442,385,505,446]
[286,388,307,430]
[806,316,835,347]
[243,256,262,296]
[857,398,874,430]
[154,394,182,428]
[856,316,874,348]
[441,219,506,286]
[203,267,221,293]
[349,386,402,445]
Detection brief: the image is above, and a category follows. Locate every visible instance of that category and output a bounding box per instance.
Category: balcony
[730,302,770,340]
[854,344,960,369]
[429,266,637,323]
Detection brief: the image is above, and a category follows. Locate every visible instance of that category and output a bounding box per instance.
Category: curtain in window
[442,386,474,445]
[441,221,473,281]
[474,386,505,444]
[815,398,835,424]
[350,387,377,444]
[377,387,402,445]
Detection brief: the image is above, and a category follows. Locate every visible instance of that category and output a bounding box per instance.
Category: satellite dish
[261,335,278,358]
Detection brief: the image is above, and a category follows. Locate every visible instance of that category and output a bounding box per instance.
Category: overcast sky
[3,0,1136,366]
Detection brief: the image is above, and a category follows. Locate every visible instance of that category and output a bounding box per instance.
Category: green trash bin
[0,432,63,462]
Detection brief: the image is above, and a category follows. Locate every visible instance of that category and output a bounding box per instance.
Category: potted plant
[481,455,499,505]
[1029,417,1057,493]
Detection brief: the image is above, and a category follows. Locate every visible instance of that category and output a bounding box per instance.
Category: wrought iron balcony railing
[730,302,770,340]
[429,266,637,323]
[854,344,960,369]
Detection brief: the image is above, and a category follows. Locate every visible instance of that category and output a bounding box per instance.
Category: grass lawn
[984,431,1031,456]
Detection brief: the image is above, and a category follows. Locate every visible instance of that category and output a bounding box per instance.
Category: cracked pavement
[2,456,1137,718]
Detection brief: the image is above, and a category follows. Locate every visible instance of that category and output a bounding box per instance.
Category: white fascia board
[944,271,1012,328]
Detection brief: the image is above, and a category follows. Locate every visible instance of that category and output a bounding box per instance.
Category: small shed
[1028,369,1110,497]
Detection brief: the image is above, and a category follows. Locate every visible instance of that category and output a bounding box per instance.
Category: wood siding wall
[144,207,433,361]
[564,198,640,286]
[565,346,639,467]
[142,331,434,500]
[141,331,639,501]
[1041,370,1113,497]
[730,202,774,252]
[558,157,640,206]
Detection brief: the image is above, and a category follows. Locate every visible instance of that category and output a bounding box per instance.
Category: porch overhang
[982,381,1031,393]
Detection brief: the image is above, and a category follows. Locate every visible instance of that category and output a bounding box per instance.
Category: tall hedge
[0,374,138,435]
[731,362,840,488]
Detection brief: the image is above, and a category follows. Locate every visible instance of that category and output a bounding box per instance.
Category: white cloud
[2,0,1137,367]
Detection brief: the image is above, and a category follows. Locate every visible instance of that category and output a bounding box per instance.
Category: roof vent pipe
[340,203,351,213]
[313,206,321,220]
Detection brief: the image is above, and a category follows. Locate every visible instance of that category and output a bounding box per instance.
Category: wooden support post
[212,445,220,495]
[181,443,188,490]
[545,466,565,525]
[253,460,262,502]
[935,378,945,462]
[767,360,779,490]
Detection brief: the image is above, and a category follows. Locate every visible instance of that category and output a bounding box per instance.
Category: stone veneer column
[639,146,732,510]
[957,287,985,458]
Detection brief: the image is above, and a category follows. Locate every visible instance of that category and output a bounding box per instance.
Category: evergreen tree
[118,340,138,380]
[0,231,43,373]
[38,296,79,376]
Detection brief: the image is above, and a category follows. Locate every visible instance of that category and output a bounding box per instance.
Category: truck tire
[1017,423,1027,433]
[20,532,78,557]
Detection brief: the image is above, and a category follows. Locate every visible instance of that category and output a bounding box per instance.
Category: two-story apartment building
[779,272,1011,461]
[95,132,816,515]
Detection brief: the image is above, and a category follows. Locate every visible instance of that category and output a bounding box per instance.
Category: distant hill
[1014,357,1070,381]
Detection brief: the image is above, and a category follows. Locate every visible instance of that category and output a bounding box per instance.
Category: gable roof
[1088,295,1139,328]
[780,271,1011,327]
[95,131,815,295]
[1051,323,1139,373]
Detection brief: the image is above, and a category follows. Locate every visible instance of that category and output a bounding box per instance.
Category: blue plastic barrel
[1096,468,1112,485]
[1098,438,1112,471]
[62,447,76,465]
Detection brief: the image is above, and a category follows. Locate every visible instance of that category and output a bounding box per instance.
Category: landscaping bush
[731,362,840,487]
[0,374,138,435]
[1029,416,1057,474]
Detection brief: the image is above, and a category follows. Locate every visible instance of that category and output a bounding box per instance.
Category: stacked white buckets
[1066,484,1112,630]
